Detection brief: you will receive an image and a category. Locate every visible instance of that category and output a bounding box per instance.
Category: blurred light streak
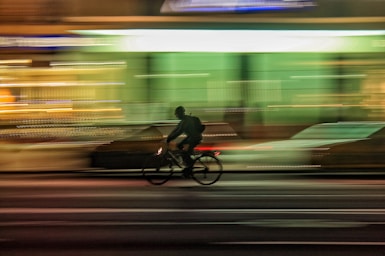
[2,208,385,215]
[215,242,385,246]
[50,61,127,67]
[246,165,321,169]
[266,104,369,108]
[0,82,124,87]
[296,94,364,98]
[68,108,122,113]
[0,108,121,114]
[160,0,317,13]
[134,73,210,78]
[65,16,385,24]
[204,108,265,113]
[268,104,344,108]
[227,80,281,84]
[73,29,385,37]
[203,133,239,137]
[0,103,28,107]
[196,145,257,151]
[251,146,274,150]
[73,29,385,53]
[291,74,367,79]
[0,36,110,48]
[0,59,32,65]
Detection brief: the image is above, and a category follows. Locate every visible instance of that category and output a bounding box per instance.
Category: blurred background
[2,3,385,255]
[0,0,384,170]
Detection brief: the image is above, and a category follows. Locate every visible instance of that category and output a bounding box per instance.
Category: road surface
[1,171,385,256]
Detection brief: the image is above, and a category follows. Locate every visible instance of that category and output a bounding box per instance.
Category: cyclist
[166,106,203,177]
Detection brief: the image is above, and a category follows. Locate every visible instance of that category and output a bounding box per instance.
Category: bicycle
[142,143,223,185]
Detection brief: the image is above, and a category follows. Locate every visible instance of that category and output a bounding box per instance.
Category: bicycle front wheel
[192,154,223,185]
[142,154,173,185]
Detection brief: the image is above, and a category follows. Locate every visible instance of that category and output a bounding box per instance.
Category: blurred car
[90,122,240,169]
[220,122,385,170]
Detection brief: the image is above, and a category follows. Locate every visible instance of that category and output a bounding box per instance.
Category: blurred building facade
[0,0,384,141]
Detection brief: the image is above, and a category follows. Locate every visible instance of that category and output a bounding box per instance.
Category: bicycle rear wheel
[142,154,173,185]
[191,154,223,185]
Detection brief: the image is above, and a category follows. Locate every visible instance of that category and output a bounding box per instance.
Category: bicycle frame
[156,145,220,166]
[156,146,184,168]
[142,144,223,185]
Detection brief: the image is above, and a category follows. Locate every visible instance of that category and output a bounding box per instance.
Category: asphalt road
[1,171,385,256]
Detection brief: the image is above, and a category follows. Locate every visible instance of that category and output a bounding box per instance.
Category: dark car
[90,122,239,169]
[309,122,385,169]
[220,122,385,170]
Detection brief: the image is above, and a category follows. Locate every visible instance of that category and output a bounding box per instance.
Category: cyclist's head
[174,106,185,119]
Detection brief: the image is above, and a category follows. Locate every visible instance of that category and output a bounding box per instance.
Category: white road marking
[1,219,384,228]
[212,241,385,246]
[3,193,385,199]
[1,208,385,215]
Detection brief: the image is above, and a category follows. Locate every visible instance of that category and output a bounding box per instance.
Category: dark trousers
[177,137,201,169]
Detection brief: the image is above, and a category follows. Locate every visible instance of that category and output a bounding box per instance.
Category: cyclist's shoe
[182,167,192,178]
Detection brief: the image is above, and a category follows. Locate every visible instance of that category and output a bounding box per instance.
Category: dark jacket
[167,115,202,143]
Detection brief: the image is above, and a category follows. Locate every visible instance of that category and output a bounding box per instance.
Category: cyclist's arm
[166,121,184,143]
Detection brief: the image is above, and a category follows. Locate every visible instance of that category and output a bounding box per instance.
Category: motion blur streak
[0,0,383,171]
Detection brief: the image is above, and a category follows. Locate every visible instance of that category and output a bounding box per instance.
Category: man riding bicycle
[166,106,203,177]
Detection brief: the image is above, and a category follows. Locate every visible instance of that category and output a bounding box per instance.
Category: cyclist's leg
[177,138,199,177]
[176,137,188,150]
[183,139,201,175]
[176,139,191,177]
[177,138,190,164]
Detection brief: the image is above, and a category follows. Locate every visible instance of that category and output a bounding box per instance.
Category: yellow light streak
[0,108,122,114]
[0,59,32,65]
